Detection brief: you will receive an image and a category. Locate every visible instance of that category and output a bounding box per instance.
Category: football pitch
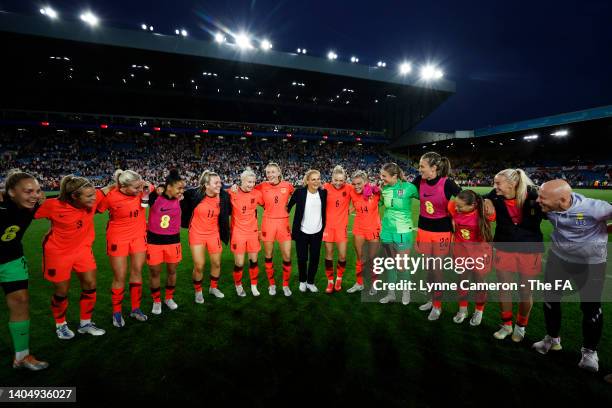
[1,187,611,405]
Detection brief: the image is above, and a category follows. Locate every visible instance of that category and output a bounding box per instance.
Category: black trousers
[543,249,606,350]
[294,230,323,284]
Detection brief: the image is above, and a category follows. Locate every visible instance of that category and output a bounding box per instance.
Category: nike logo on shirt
[160,208,172,212]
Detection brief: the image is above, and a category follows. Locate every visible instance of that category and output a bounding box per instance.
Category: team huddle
[1,152,611,377]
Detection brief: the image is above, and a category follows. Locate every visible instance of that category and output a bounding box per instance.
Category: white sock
[458,307,468,314]
[56,322,66,328]
[80,319,91,326]
[15,349,29,361]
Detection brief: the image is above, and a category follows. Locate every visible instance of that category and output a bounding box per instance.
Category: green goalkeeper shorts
[0,257,29,283]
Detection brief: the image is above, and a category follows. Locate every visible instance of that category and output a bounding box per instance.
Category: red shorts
[494,250,542,277]
[107,236,147,257]
[146,243,182,266]
[189,233,223,254]
[353,227,381,241]
[453,242,493,275]
[43,246,97,283]
[260,218,292,242]
[415,229,451,256]
[323,225,348,243]
[231,233,261,254]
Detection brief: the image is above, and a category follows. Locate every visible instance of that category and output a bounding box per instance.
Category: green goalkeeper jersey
[380,180,418,234]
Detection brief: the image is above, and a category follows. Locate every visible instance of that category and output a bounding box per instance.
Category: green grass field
[1,187,611,405]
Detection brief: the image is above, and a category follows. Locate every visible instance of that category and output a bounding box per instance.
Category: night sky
[2,0,611,132]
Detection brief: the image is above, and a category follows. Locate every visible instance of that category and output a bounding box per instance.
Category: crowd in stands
[0,130,401,189]
[451,162,611,188]
[1,130,610,190]
[413,154,612,189]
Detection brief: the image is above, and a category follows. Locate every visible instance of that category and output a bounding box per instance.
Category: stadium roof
[393,104,612,148]
[473,105,612,138]
[0,12,455,140]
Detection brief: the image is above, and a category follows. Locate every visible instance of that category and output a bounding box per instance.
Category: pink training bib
[148,195,181,235]
[419,177,449,220]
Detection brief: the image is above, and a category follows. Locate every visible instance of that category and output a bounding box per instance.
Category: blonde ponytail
[495,168,535,209]
[59,175,93,202]
[114,169,142,187]
[331,165,347,180]
[199,170,220,192]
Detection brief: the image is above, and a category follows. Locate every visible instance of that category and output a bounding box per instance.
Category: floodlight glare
[235,33,252,49]
[215,32,225,43]
[261,39,273,50]
[399,62,411,75]
[40,7,58,19]
[80,11,99,26]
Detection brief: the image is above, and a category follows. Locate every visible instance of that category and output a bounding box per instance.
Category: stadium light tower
[80,11,99,27]
[350,56,359,63]
[175,28,188,37]
[39,7,58,19]
[399,62,411,75]
[327,51,338,60]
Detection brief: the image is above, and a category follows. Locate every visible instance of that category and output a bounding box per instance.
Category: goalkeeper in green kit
[377,163,419,304]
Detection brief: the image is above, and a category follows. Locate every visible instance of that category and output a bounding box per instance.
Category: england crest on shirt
[574,212,586,226]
